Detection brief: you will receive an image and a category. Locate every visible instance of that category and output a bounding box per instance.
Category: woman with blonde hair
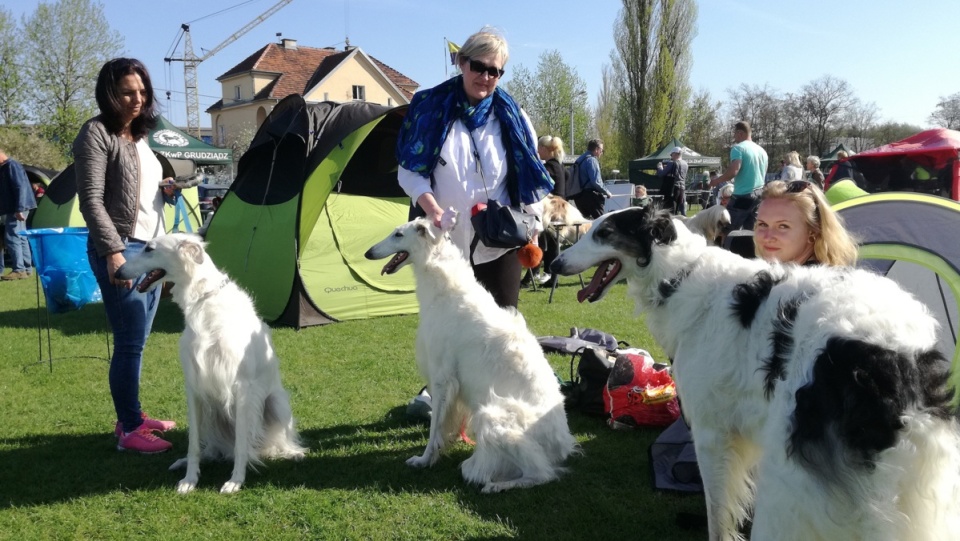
[537,135,566,194]
[779,151,804,181]
[754,180,858,266]
[396,27,551,308]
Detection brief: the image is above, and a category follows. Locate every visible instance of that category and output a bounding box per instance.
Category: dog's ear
[649,211,678,246]
[178,239,205,265]
[414,220,437,242]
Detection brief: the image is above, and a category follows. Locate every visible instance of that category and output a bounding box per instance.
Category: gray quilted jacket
[74,116,150,257]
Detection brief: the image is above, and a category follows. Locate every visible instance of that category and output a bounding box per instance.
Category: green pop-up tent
[203,95,416,327]
[628,139,721,187]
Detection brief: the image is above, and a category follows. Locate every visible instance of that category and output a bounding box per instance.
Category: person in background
[779,151,804,182]
[631,184,652,208]
[710,121,768,231]
[74,57,177,454]
[805,155,824,190]
[396,27,552,309]
[718,183,734,207]
[0,148,37,280]
[538,135,565,196]
[657,146,688,215]
[570,138,610,219]
[530,135,566,285]
[754,180,857,266]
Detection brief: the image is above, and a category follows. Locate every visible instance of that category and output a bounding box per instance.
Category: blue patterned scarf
[396,75,553,205]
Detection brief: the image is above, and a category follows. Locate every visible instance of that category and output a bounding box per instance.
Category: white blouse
[398,114,543,264]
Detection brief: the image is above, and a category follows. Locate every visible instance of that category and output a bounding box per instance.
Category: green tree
[0,7,26,125]
[21,0,123,156]
[503,50,589,157]
[681,88,724,160]
[0,126,69,170]
[613,0,697,159]
[595,64,624,177]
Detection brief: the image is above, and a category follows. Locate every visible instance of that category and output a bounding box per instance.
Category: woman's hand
[107,252,132,289]
[417,193,444,228]
[161,177,176,198]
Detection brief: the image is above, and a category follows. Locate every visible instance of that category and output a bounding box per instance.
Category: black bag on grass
[560,346,614,416]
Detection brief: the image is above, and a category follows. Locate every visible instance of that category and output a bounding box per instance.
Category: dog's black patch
[916,348,956,419]
[788,337,950,478]
[760,293,808,399]
[730,270,782,328]
[590,206,677,268]
[656,267,692,307]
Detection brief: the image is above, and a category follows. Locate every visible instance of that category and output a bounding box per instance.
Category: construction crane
[165,0,293,138]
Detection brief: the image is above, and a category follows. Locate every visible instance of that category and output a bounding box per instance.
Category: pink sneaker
[117,428,173,454]
[114,412,177,438]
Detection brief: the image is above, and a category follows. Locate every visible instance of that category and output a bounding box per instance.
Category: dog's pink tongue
[577,268,608,303]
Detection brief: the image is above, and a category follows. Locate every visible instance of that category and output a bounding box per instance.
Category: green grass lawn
[0,270,706,540]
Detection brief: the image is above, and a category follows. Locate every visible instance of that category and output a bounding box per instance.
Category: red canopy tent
[825,128,960,201]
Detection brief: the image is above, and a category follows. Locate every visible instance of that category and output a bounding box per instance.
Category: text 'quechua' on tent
[203,95,417,328]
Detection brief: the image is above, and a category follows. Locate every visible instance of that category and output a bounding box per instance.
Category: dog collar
[197,277,230,302]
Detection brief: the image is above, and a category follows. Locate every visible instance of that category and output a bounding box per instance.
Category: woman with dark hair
[396,27,552,308]
[74,58,177,454]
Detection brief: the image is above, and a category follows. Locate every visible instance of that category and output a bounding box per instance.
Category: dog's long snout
[364,247,377,260]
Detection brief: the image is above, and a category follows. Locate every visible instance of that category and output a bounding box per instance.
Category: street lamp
[569,90,587,156]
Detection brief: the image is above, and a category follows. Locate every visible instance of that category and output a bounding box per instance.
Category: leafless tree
[928,92,960,130]
[797,75,856,155]
[844,100,880,152]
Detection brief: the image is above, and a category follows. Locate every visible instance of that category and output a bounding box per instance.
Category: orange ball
[517,243,543,269]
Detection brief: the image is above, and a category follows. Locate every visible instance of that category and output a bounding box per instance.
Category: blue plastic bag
[20,228,102,313]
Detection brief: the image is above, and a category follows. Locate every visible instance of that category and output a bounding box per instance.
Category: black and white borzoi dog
[551,206,960,540]
[117,233,306,493]
[365,215,577,493]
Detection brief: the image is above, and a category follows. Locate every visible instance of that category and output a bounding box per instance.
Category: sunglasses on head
[786,180,812,193]
[464,57,505,79]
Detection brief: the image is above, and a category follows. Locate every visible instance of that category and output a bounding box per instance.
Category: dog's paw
[481,482,505,494]
[175,478,198,494]
[220,480,243,494]
[406,455,432,469]
[169,457,188,471]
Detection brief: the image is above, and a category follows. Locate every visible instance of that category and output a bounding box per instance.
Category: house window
[218,125,226,146]
[234,85,241,100]
[352,85,365,101]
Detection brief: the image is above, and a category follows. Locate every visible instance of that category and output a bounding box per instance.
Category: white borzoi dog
[365,214,577,493]
[117,233,306,494]
[551,206,960,540]
[676,204,730,245]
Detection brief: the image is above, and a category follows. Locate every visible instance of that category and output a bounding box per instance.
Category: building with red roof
[207,38,418,146]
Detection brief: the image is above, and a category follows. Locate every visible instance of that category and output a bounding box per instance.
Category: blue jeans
[88,239,160,433]
[3,215,32,273]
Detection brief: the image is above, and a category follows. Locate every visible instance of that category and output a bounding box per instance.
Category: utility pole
[165,0,293,139]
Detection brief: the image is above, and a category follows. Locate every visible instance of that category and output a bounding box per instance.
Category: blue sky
[12,0,960,130]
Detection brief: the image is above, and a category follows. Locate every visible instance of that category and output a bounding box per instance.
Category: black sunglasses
[464,57,505,79]
[785,180,820,218]
[786,180,812,193]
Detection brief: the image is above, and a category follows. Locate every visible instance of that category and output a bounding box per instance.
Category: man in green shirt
[710,121,768,231]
